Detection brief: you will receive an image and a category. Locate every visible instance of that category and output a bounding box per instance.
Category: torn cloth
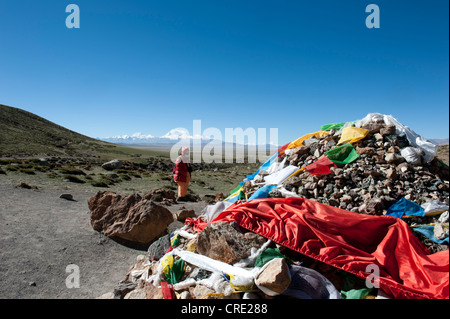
[188,197,449,299]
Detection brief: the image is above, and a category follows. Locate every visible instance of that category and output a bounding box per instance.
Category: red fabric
[188,197,449,299]
[305,156,337,175]
[173,157,189,182]
[161,281,176,299]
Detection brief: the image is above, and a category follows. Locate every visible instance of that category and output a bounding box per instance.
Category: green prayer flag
[320,122,347,131]
[255,248,292,268]
[327,143,360,165]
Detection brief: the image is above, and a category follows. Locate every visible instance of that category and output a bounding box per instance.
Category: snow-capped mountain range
[98,128,279,150]
[99,128,214,145]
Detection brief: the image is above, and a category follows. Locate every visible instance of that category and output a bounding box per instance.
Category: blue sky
[0,0,448,145]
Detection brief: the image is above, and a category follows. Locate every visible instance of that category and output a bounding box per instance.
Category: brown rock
[143,188,176,202]
[215,192,225,202]
[380,124,396,136]
[97,292,115,299]
[362,122,384,134]
[89,191,142,232]
[340,195,353,204]
[195,222,267,264]
[113,280,137,299]
[175,209,196,222]
[189,285,215,299]
[88,191,174,246]
[16,181,38,189]
[291,146,310,156]
[386,168,398,181]
[385,153,404,164]
[364,198,385,215]
[124,287,147,299]
[356,146,375,156]
[143,281,164,299]
[255,258,291,296]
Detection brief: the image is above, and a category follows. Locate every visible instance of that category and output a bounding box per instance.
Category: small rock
[113,280,137,299]
[255,258,291,296]
[97,292,115,299]
[148,234,171,261]
[340,195,353,204]
[386,168,397,181]
[143,281,164,299]
[124,287,147,299]
[215,192,225,202]
[385,153,404,164]
[59,194,74,201]
[438,211,449,223]
[102,159,123,171]
[434,223,449,240]
[374,133,383,142]
[268,189,283,198]
[175,209,196,222]
[356,147,375,156]
[16,182,37,189]
[364,198,385,215]
[380,124,396,136]
[37,158,50,166]
[362,122,384,134]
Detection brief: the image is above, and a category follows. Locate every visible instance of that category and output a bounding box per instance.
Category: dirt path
[0,180,207,299]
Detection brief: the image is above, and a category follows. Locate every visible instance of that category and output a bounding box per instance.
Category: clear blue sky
[0,0,448,145]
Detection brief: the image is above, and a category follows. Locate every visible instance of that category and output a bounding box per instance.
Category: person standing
[173,146,192,201]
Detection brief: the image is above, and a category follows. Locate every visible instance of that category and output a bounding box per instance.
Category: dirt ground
[0,176,207,299]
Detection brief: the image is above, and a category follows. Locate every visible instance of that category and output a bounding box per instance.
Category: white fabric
[353,113,437,162]
[264,165,299,185]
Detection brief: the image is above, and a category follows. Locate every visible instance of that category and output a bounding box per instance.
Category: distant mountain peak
[161,128,192,140]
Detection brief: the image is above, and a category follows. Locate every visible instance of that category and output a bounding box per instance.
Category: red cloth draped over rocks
[186,197,449,299]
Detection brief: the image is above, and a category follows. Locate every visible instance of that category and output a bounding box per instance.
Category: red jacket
[173,157,191,182]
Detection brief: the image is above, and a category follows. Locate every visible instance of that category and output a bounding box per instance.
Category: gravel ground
[0,178,206,299]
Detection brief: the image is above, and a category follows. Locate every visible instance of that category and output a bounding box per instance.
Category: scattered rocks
[282,123,449,214]
[144,188,177,205]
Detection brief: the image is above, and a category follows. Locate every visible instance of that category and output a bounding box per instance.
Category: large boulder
[88,191,174,246]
